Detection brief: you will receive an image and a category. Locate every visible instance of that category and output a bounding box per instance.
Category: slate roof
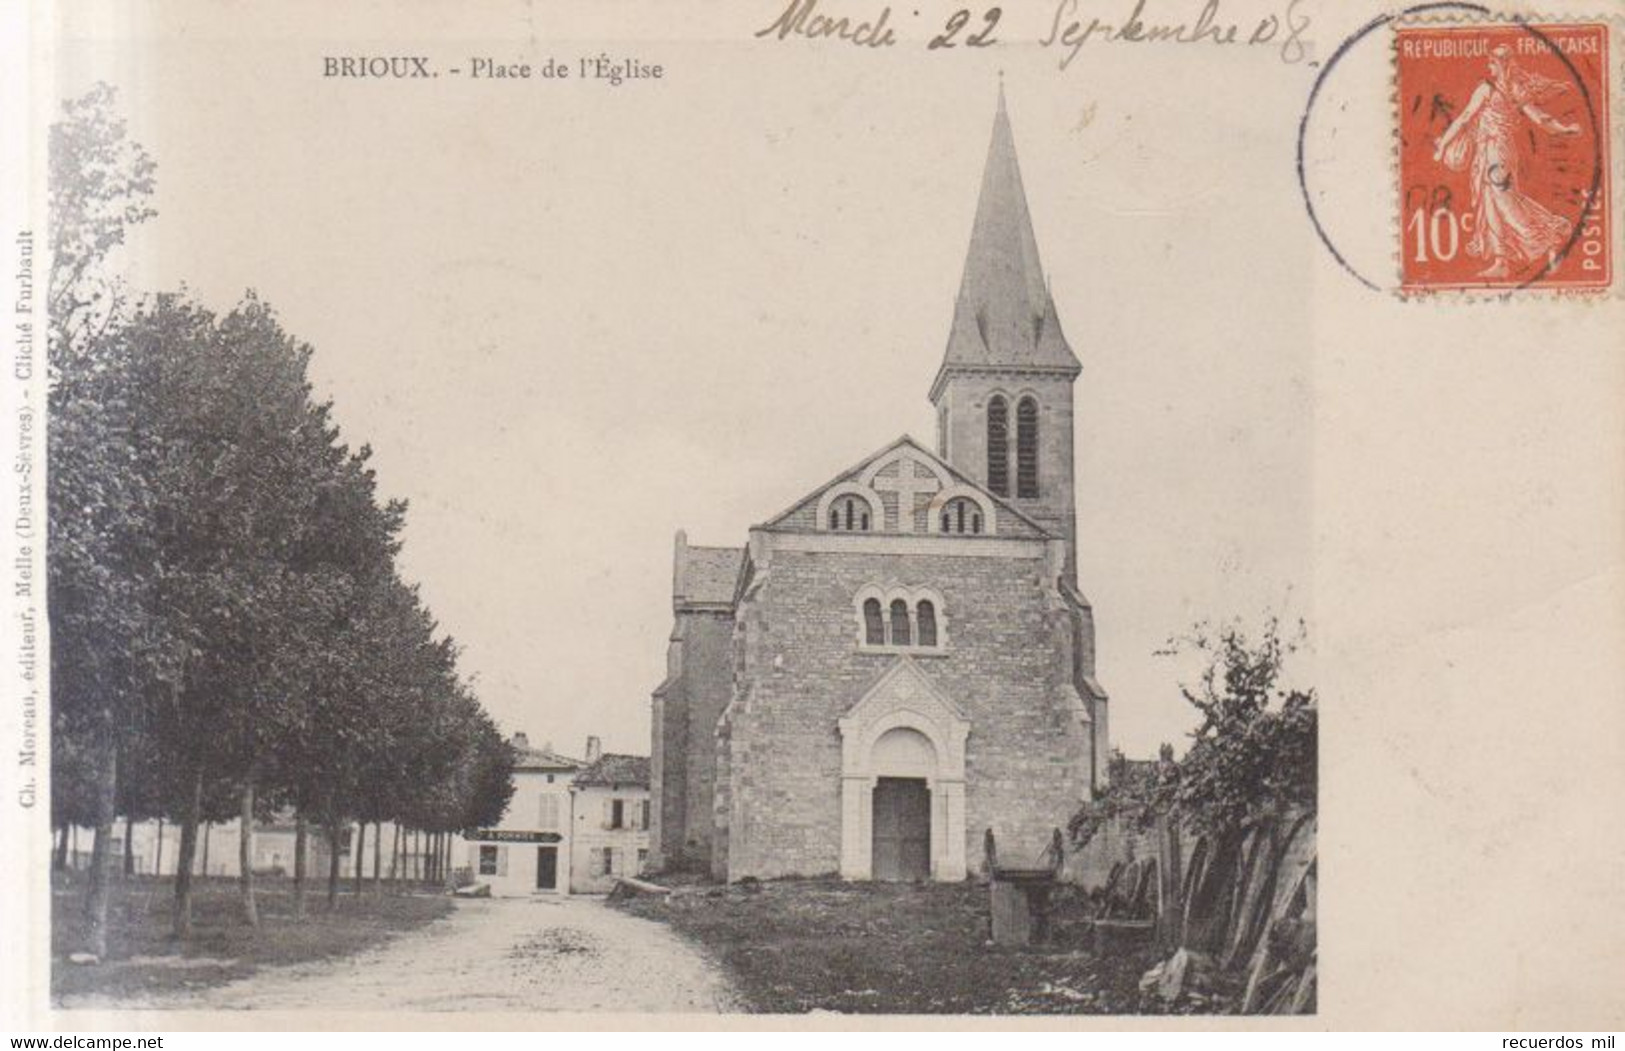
[679,545,744,605]
[510,737,583,772]
[574,753,650,789]
[931,88,1080,400]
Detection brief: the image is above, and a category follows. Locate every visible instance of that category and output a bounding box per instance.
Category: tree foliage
[1071,617,1317,847]
[47,87,514,945]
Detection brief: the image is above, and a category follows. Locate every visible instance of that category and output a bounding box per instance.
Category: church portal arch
[836,660,969,881]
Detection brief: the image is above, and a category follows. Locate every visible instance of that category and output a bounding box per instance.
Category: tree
[48,83,155,357]
[1070,617,1317,963]
[47,84,160,958]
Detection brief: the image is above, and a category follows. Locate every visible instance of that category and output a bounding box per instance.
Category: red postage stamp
[1396,20,1612,292]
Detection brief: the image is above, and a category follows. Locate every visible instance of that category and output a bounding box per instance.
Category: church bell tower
[931,89,1082,578]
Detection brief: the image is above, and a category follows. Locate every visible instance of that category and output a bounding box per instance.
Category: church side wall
[677,610,735,871]
[651,627,688,870]
[724,543,1095,881]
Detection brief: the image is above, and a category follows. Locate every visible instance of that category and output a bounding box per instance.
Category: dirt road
[122,896,736,1013]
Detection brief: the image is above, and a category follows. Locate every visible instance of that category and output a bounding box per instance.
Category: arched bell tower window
[1016,396,1039,499]
[863,598,885,646]
[987,395,1009,497]
[889,600,912,646]
[938,497,983,536]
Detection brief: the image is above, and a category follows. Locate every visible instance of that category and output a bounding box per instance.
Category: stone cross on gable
[872,456,941,534]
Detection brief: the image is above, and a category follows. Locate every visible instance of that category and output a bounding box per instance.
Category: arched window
[856,588,947,650]
[987,396,1009,496]
[916,600,938,647]
[889,599,911,646]
[1016,396,1039,499]
[863,598,885,646]
[940,497,984,536]
[833,496,870,532]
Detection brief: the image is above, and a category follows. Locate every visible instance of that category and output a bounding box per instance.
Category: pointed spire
[935,89,1079,390]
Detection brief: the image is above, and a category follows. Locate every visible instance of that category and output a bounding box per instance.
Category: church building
[650,94,1109,883]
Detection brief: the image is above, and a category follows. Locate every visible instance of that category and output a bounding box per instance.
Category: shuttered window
[987,396,1009,496]
[538,793,560,831]
[1017,396,1039,498]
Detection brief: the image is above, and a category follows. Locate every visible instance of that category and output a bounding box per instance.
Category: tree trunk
[83,729,119,959]
[54,825,68,871]
[325,821,342,909]
[199,820,210,877]
[389,823,401,884]
[292,813,308,920]
[352,821,366,895]
[238,775,259,928]
[372,821,382,892]
[154,819,164,876]
[172,768,204,939]
[122,815,136,878]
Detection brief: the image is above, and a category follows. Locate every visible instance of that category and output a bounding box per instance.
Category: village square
[44,74,1316,1016]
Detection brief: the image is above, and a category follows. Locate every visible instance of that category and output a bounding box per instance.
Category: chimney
[585,735,602,763]
[512,732,529,749]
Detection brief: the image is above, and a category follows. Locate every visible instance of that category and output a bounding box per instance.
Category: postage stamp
[1396,19,1612,293]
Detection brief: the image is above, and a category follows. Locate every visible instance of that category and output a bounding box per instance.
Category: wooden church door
[872,777,931,881]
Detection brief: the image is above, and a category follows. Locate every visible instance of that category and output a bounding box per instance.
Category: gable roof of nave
[756,434,1051,539]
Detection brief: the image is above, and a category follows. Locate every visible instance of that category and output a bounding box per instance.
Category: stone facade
[651,92,1110,883]
[570,753,652,893]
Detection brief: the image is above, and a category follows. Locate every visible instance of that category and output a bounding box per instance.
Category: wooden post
[353,822,366,895]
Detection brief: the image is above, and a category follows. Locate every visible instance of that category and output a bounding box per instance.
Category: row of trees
[47,85,515,956]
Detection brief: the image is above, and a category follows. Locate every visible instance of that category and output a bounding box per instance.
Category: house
[460,732,582,896]
[650,91,1108,883]
[569,751,651,893]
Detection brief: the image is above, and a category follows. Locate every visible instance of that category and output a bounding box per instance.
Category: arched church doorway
[869,726,935,881]
[837,660,970,881]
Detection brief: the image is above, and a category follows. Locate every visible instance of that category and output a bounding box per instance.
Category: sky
[54,2,1316,762]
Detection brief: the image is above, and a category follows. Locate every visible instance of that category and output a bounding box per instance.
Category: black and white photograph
[1,0,1621,1035]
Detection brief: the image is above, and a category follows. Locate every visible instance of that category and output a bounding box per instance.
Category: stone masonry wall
[936,371,1078,575]
[722,542,1095,880]
[677,611,735,870]
[650,629,686,869]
